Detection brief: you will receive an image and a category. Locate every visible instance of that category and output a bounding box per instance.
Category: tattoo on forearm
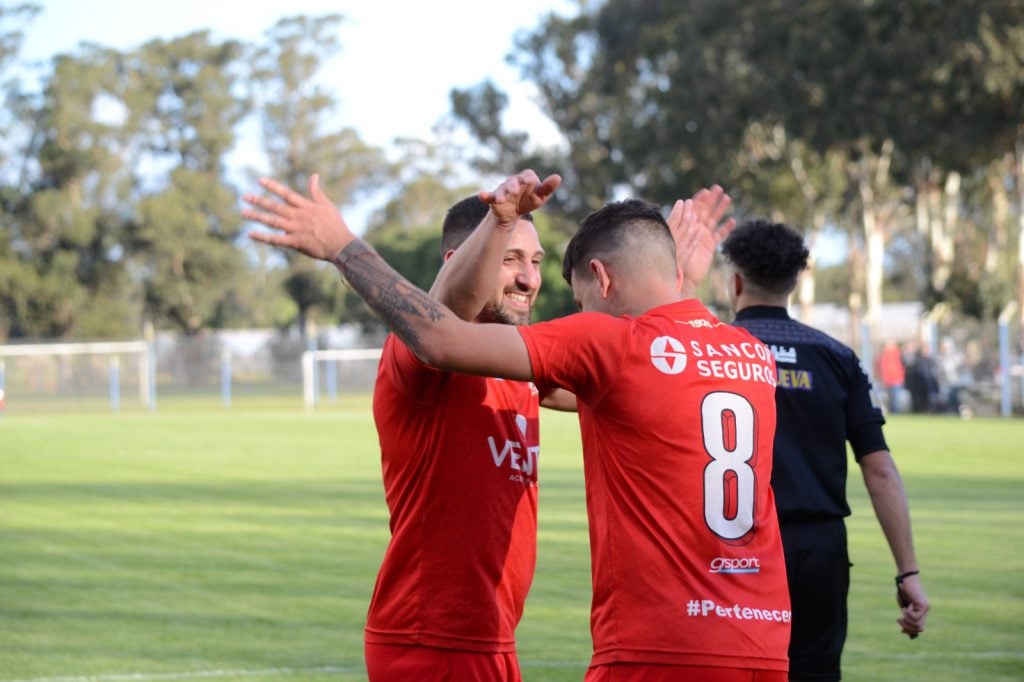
[334,241,447,354]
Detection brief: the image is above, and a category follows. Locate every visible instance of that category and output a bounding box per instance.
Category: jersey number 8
[701,391,756,541]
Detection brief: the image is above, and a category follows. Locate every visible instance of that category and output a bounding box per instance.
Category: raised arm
[859,449,929,638]
[242,172,556,381]
[667,185,737,298]
[428,175,560,320]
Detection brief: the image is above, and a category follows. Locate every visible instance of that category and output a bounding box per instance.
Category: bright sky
[17,0,571,221]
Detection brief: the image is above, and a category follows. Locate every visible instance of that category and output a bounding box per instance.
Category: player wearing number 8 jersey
[243,175,790,680]
[520,301,789,673]
[519,201,790,679]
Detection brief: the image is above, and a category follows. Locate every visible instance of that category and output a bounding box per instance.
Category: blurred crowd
[876,337,986,417]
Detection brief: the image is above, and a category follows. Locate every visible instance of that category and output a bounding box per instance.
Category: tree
[125,31,249,335]
[248,14,390,335]
[4,43,145,339]
[497,0,1024,336]
[0,1,38,180]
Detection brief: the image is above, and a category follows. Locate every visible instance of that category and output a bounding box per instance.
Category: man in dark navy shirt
[720,219,929,682]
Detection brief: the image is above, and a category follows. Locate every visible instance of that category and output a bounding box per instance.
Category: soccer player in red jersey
[244,172,790,681]
[278,170,559,681]
[365,195,547,679]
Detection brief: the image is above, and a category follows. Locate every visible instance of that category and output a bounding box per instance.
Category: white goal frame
[0,340,155,410]
[302,348,382,409]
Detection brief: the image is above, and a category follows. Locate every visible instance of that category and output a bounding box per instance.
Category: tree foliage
[2,2,1023,346]
[0,9,394,341]
[450,0,1024,332]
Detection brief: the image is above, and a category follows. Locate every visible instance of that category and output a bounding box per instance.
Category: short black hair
[561,199,675,284]
[441,194,533,255]
[720,218,809,295]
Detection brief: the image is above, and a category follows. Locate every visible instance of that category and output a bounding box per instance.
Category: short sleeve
[378,334,450,405]
[845,353,886,449]
[517,312,630,406]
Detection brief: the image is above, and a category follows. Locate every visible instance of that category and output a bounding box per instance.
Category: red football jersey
[365,334,540,652]
[519,299,789,671]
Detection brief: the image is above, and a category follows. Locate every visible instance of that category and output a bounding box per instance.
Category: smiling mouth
[506,292,531,308]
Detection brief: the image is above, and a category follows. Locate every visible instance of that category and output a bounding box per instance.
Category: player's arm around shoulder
[425,318,534,382]
[540,387,578,412]
[242,171,537,383]
[335,239,534,381]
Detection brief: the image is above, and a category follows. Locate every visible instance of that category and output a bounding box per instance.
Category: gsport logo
[709,556,761,574]
[650,335,687,375]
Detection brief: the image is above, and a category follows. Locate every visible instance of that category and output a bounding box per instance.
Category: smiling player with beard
[244,175,790,681]
[354,171,561,681]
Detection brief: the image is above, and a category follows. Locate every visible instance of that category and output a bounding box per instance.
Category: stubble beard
[478,299,531,326]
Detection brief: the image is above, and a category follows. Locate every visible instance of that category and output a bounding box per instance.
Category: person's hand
[895,573,929,638]
[479,170,562,229]
[668,184,736,296]
[242,174,354,261]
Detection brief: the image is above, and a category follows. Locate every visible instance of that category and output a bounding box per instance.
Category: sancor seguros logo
[650,335,687,375]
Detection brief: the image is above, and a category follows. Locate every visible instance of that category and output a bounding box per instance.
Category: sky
[15,2,849,264]
[16,0,572,222]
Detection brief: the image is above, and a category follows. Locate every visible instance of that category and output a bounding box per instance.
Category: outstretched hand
[242,174,354,261]
[668,184,737,296]
[478,170,562,228]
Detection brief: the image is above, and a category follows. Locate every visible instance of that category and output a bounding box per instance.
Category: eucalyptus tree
[125,31,249,336]
[4,43,144,338]
[248,14,390,334]
[0,1,39,339]
[500,0,1024,339]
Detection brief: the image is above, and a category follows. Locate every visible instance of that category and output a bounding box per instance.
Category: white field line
[5,651,1022,682]
[2,667,359,682]
[851,650,1024,661]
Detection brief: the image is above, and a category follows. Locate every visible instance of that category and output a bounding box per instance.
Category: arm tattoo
[334,240,447,355]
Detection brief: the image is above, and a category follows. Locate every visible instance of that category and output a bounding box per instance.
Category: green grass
[1,399,1022,681]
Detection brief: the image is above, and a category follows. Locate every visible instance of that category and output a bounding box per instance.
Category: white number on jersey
[701,391,757,541]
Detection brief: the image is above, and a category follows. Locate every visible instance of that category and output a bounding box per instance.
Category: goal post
[302,348,382,409]
[0,340,154,412]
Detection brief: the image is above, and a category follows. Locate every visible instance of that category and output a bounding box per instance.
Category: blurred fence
[0,324,385,412]
[0,305,1021,416]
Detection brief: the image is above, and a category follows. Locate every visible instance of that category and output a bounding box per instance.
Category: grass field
[1,396,1023,681]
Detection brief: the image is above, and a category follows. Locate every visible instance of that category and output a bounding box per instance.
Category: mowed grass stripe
[2,400,1022,681]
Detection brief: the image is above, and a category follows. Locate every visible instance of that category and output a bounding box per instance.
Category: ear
[731,271,744,297]
[589,259,613,299]
[442,249,457,263]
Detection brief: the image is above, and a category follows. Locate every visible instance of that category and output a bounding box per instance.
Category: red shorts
[365,641,522,682]
[585,662,788,682]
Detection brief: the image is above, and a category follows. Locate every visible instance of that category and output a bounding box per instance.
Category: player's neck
[736,293,788,312]
[629,280,684,316]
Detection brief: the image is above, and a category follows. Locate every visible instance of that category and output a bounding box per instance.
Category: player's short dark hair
[561,198,675,284]
[441,194,533,255]
[720,218,809,295]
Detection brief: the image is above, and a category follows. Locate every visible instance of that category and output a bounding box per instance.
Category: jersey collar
[733,305,791,321]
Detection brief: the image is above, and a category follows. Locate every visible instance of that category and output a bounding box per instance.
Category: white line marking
[3,667,360,682]
[6,651,1022,682]
[853,650,1024,661]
